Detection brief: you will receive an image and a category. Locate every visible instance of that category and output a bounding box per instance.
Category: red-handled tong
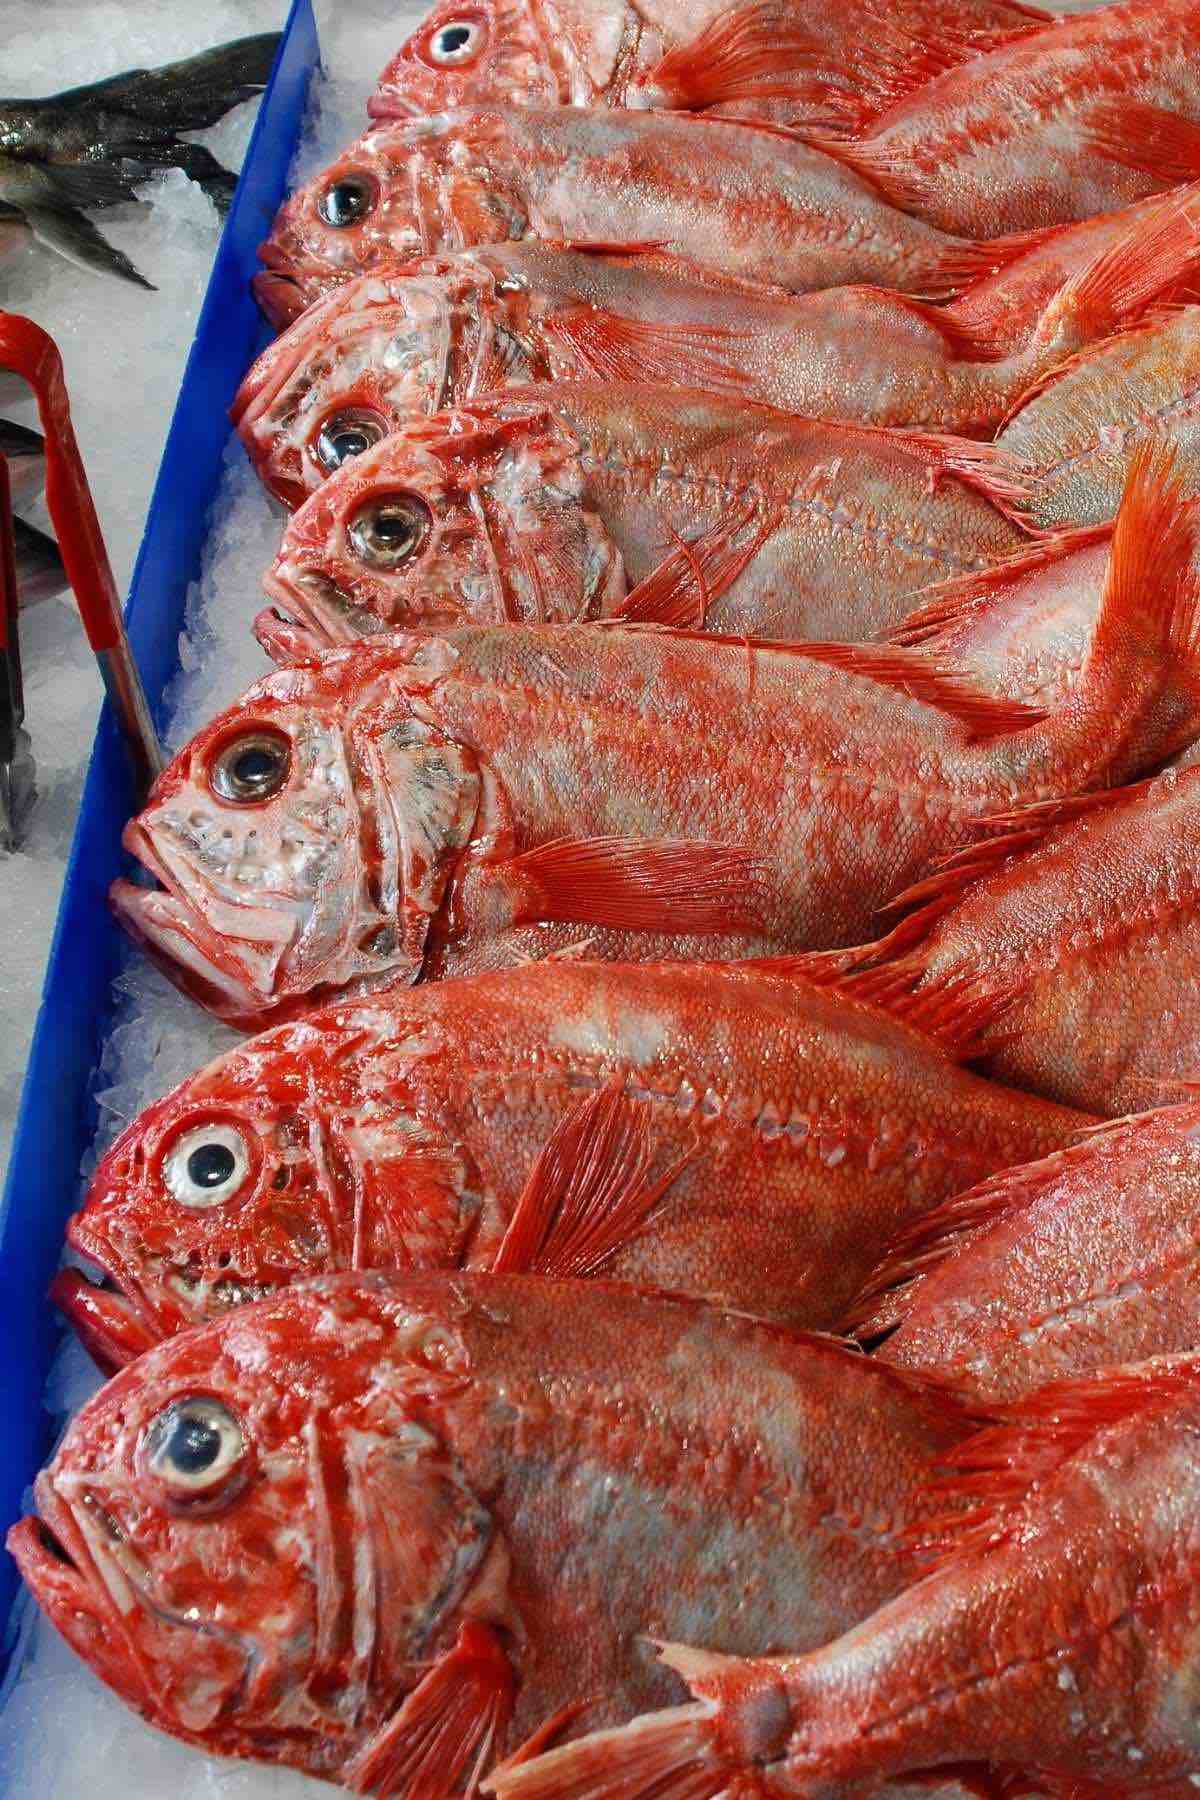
[0,312,162,849]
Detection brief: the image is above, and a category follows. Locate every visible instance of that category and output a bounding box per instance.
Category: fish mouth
[50,1230,166,1373]
[256,567,386,663]
[252,269,309,331]
[111,826,286,1028]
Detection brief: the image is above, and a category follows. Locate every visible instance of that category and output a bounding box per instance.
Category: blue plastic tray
[0,0,319,1666]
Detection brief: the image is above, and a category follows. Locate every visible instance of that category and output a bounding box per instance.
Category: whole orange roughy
[7,1273,987,1792]
[255,106,1023,322]
[493,1354,1200,1800]
[368,0,1049,129]
[255,384,1029,659]
[823,0,1200,237]
[50,957,1088,1371]
[111,451,1200,1027]
[826,761,1200,1119]
[854,1097,1200,1403]
[238,190,1200,489]
[999,302,1200,530]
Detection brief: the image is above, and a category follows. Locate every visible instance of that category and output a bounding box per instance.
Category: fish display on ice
[6,1273,986,1789]
[256,384,1029,657]
[0,33,281,288]
[112,450,1200,1029]
[255,106,1029,324]
[240,189,1200,493]
[368,0,1051,128]
[51,957,1088,1368]
[856,1097,1200,1401]
[496,1353,1200,1799]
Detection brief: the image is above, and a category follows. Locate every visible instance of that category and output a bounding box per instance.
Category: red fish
[111,450,1200,1027]
[818,0,1200,238]
[998,302,1200,530]
[855,1098,1200,1402]
[256,384,1030,660]
[368,0,1049,130]
[822,761,1200,1119]
[239,190,1200,496]
[493,1354,1200,1799]
[7,1273,986,1790]
[50,956,1089,1371]
[255,107,1027,324]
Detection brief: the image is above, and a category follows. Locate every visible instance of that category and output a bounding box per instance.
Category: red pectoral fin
[613,504,774,628]
[507,835,768,935]
[344,1621,514,1798]
[1087,101,1200,187]
[492,1080,692,1279]
[542,304,757,398]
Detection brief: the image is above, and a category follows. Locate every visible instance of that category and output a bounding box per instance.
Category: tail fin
[1062,440,1200,780]
[49,33,281,131]
[486,1645,793,1800]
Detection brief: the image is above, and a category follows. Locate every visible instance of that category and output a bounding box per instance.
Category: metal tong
[0,312,162,850]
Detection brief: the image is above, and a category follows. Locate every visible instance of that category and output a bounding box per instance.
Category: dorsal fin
[887,523,1112,649]
[774,640,1047,739]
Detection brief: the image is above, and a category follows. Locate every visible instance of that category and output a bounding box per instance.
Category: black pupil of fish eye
[169,1415,222,1476]
[186,1143,236,1189]
[376,509,415,546]
[335,427,370,459]
[321,179,370,227]
[438,23,472,51]
[234,745,277,786]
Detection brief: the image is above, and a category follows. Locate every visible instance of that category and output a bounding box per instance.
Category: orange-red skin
[841,0,1200,236]
[870,1101,1200,1402]
[56,959,1089,1368]
[7,1274,983,1783]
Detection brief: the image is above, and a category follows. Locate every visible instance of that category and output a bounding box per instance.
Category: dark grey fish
[13,516,65,605]
[0,416,45,508]
[0,33,282,289]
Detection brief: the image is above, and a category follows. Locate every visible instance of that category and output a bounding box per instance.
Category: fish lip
[252,269,309,331]
[51,1268,161,1374]
[253,603,327,666]
[366,92,420,121]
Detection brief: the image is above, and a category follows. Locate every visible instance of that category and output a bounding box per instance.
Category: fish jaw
[51,1269,162,1374]
[255,565,386,663]
[110,871,288,1029]
[251,268,309,331]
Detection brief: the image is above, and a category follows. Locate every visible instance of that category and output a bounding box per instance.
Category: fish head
[54,1012,482,1369]
[233,258,547,508]
[110,644,482,1025]
[369,0,570,121]
[257,115,528,317]
[9,1277,505,1778]
[257,398,622,660]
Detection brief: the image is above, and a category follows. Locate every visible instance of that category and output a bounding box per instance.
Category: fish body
[825,0,1200,237]
[256,106,1001,322]
[860,1099,1200,1403]
[258,383,1029,658]
[497,1354,1200,1799]
[836,763,1200,1118]
[999,303,1200,530]
[240,188,1200,487]
[112,459,1200,1027]
[52,957,1089,1370]
[7,1273,982,1785]
[0,34,280,287]
[368,0,1049,128]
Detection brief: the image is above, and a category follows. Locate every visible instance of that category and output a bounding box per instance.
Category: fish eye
[314,408,388,473]
[347,491,432,570]
[143,1397,246,1502]
[317,173,377,228]
[210,730,291,804]
[423,15,487,65]
[163,1123,250,1210]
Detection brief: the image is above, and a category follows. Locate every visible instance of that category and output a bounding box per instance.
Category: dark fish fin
[108,141,240,214]
[491,1080,692,1279]
[507,835,767,935]
[542,303,757,397]
[20,200,155,289]
[13,517,66,606]
[887,524,1113,648]
[781,640,1048,740]
[343,1621,513,1798]
[613,504,773,627]
[1086,99,1200,188]
[45,33,281,132]
[27,160,144,210]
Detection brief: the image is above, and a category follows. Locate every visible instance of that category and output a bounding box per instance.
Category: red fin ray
[629,2,833,114]
[997,301,1188,431]
[491,1080,693,1279]
[887,426,1034,519]
[485,1698,731,1800]
[613,504,775,627]
[1087,101,1200,188]
[542,305,758,397]
[778,640,1047,739]
[508,835,768,935]
[345,1621,513,1797]
[887,524,1112,649]
[1032,182,1200,357]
